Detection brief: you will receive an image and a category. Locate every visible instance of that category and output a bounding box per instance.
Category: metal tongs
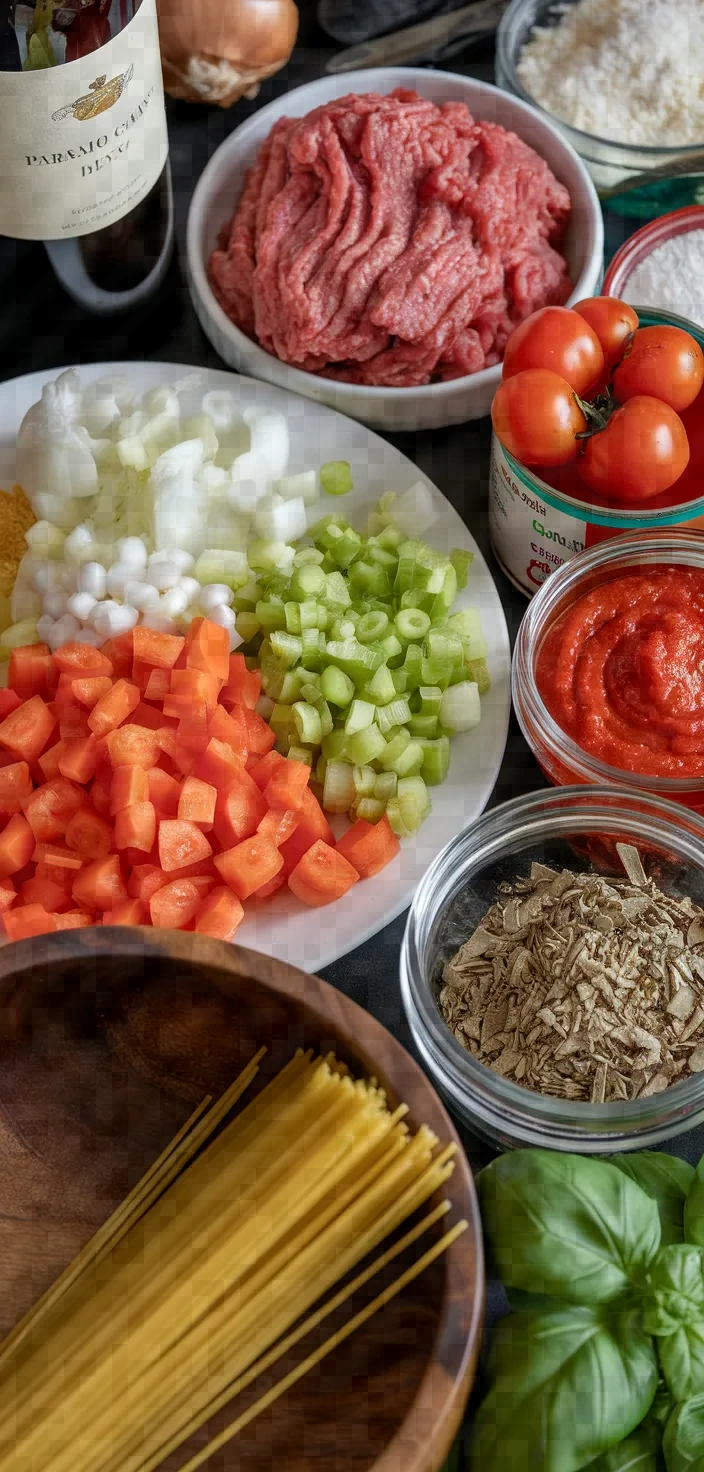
[326,0,509,73]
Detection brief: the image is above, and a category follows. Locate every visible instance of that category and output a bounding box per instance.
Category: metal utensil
[325,0,508,73]
[600,151,704,201]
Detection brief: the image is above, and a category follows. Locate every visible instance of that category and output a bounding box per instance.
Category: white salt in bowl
[603,206,704,326]
[186,68,603,433]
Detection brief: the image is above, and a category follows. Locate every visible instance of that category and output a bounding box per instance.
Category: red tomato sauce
[536,567,704,778]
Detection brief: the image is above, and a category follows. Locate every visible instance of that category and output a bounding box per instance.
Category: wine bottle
[0,0,173,313]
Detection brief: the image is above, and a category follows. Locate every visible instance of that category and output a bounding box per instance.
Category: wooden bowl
[0,928,483,1472]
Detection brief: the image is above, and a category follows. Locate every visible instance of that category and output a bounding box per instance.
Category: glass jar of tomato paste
[489,307,704,598]
[513,529,704,809]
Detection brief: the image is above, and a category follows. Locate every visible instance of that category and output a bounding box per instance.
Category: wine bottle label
[0,0,168,241]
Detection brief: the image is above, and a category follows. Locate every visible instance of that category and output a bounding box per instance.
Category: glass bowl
[401,786,704,1151]
[495,0,704,194]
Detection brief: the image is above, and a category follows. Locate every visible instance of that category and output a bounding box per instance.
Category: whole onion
[155,0,299,108]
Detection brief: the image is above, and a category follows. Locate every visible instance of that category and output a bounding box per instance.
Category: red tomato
[577,396,690,503]
[491,369,587,467]
[612,325,704,413]
[502,306,605,394]
[572,296,639,369]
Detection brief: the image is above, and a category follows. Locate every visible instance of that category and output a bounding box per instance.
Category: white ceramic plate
[0,362,511,972]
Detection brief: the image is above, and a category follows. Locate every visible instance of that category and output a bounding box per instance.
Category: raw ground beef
[209,89,573,388]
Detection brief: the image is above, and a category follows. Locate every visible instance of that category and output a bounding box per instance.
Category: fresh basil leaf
[471,1304,658,1472]
[658,1322,704,1403]
[643,1246,704,1399]
[587,1421,661,1471]
[685,1160,704,1248]
[607,1155,695,1246]
[650,1382,675,1429]
[663,1394,704,1472]
[478,1151,662,1303]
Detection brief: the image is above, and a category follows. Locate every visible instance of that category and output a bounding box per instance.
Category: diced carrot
[158,818,213,873]
[97,633,132,679]
[164,668,221,718]
[87,678,140,738]
[194,885,244,940]
[335,814,400,879]
[110,765,149,814]
[0,761,32,814]
[187,618,230,683]
[53,643,113,678]
[172,857,217,880]
[131,658,152,695]
[90,768,113,818]
[54,687,90,740]
[37,740,65,783]
[32,842,83,871]
[257,807,299,847]
[176,710,210,755]
[70,676,113,710]
[155,729,196,777]
[8,645,55,701]
[0,695,55,763]
[264,758,310,812]
[278,789,335,875]
[150,878,202,930]
[127,864,170,904]
[132,701,165,731]
[288,840,359,908]
[53,910,93,931]
[207,704,248,760]
[243,707,276,756]
[178,776,217,829]
[249,751,286,791]
[0,690,22,721]
[20,875,70,913]
[106,725,161,769]
[0,812,34,877]
[254,873,286,900]
[213,775,268,848]
[4,904,57,941]
[143,668,170,703]
[24,778,85,842]
[72,854,127,912]
[146,766,181,817]
[214,834,282,901]
[0,882,15,912]
[65,807,113,861]
[220,654,261,711]
[132,626,185,670]
[195,737,243,792]
[114,801,156,854]
[58,736,99,785]
[102,898,146,927]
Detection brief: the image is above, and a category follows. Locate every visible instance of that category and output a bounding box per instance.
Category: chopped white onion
[42,590,67,620]
[253,494,307,545]
[140,610,178,634]
[115,536,148,571]
[93,602,138,638]
[78,562,108,600]
[67,591,97,622]
[159,585,190,619]
[146,559,181,591]
[36,614,55,644]
[179,576,201,605]
[64,523,97,565]
[199,583,234,613]
[47,613,80,650]
[124,579,160,612]
[106,563,134,599]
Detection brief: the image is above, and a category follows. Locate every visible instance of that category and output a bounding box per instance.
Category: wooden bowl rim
[0,927,484,1472]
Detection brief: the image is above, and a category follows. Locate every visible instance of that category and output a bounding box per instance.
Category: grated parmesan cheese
[516,0,704,147]
[622,230,704,328]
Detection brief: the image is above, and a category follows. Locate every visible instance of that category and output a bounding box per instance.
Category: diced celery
[348,560,392,598]
[466,656,491,695]
[290,563,327,601]
[374,771,397,803]
[293,547,325,567]
[325,638,383,681]
[353,765,377,797]
[409,715,439,740]
[429,564,458,617]
[233,579,263,609]
[376,698,411,736]
[255,600,288,633]
[366,663,396,706]
[386,797,413,839]
[356,797,386,824]
[293,701,323,745]
[398,776,431,829]
[320,665,355,708]
[394,555,417,596]
[392,742,425,778]
[288,746,313,766]
[194,548,249,590]
[325,571,352,608]
[270,703,297,742]
[365,543,398,573]
[279,670,306,704]
[450,548,473,589]
[391,668,408,696]
[299,686,333,738]
[270,629,302,669]
[404,644,424,690]
[284,602,301,634]
[345,699,376,736]
[378,632,403,666]
[261,664,285,701]
[419,686,443,717]
[300,628,326,671]
[376,524,405,552]
[419,736,451,786]
[321,729,348,762]
[446,607,488,662]
[248,540,293,574]
[425,628,464,664]
[440,680,481,733]
[421,655,452,690]
[323,760,357,814]
[395,608,431,642]
[379,729,410,771]
[320,460,354,496]
[328,529,363,569]
[331,618,357,641]
[357,610,389,643]
[235,612,260,644]
[317,605,332,632]
[345,725,387,766]
[316,754,327,785]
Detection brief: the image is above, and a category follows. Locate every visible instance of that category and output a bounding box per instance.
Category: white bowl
[187,67,604,433]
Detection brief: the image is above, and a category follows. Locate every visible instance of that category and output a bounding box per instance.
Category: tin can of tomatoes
[489,307,704,596]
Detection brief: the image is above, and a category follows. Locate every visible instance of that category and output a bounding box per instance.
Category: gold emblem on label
[51,64,134,123]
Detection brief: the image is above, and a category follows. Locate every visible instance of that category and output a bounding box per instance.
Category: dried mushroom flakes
[440,857,704,1103]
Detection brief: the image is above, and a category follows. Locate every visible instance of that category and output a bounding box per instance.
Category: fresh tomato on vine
[502,306,604,395]
[491,369,587,467]
[612,325,704,413]
[576,395,690,503]
[572,297,638,370]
